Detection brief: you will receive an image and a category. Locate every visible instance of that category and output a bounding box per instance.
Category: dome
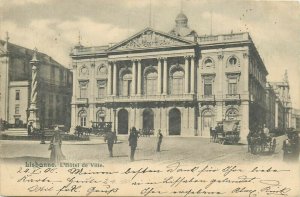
[175,12,188,28]
[176,12,188,22]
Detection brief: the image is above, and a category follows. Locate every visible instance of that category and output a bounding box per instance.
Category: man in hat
[104,130,117,157]
[128,127,139,161]
[156,129,163,152]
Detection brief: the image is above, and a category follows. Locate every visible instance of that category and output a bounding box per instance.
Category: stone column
[190,56,195,94]
[163,58,168,95]
[137,59,142,95]
[70,63,77,133]
[132,60,136,95]
[243,52,249,97]
[184,56,189,94]
[90,63,95,102]
[107,62,112,95]
[157,58,162,94]
[112,61,117,96]
[28,48,40,129]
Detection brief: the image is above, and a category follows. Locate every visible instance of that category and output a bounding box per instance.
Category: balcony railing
[197,95,215,101]
[225,94,241,100]
[197,33,249,44]
[104,94,195,102]
[76,98,89,104]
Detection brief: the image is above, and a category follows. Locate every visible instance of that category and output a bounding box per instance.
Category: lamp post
[112,97,117,133]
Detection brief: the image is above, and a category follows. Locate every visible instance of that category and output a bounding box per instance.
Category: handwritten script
[1,161,299,196]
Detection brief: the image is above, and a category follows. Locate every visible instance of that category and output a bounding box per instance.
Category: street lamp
[112,97,117,133]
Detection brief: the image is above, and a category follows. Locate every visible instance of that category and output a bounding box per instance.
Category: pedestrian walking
[104,130,117,157]
[128,127,139,161]
[156,129,163,152]
[49,126,65,163]
[27,122,33,136]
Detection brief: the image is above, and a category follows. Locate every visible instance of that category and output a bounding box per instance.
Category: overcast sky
[0,0,299,108]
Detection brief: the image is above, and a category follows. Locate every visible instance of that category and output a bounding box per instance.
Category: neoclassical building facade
[70,13,268,142]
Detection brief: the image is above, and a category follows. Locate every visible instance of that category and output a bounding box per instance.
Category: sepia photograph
[0,0,300,196]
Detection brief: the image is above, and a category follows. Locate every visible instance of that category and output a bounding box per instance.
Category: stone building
[291,108,300,131]
[266,82,285,130]
[70,12,268,141]
[0,36,72,129]
[269,70,293,129]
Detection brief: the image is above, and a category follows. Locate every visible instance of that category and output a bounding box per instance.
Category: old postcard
[0,0,300,196]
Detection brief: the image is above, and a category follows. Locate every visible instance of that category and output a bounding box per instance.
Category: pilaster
[184,56,189,94]
[163,57,168,95]
[112,61,117,96]
[132,59,137,95]
[190,56,195,94]
[157,57,162,94]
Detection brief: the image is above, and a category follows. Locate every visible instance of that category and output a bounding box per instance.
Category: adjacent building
[269,70,293,130]
[0,36,72,129]
[291,108,300,131]
[70,12,269,142]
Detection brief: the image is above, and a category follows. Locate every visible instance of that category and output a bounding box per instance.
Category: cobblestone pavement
[0,135,290,164]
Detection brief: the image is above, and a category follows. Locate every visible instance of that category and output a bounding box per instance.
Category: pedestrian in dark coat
[156,129,163,152]
[27,122,33,136]
[128,127,139,161]
[104,131,117,157]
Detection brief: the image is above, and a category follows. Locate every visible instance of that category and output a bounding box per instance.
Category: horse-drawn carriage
[91,122,112,136]
[247,132,276,154]
[212,120,240,145]
[75,122,112,137]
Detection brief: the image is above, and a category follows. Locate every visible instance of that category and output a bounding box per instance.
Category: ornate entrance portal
[169,108,181,135]
[143,109,154,131]
[118,109,128,134]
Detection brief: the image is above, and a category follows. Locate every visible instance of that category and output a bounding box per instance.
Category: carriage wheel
[254,145,261,154]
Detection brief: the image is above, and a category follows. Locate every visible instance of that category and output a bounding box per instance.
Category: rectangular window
[97,80,107,98]
[79,81,88,98]
[204,79,212,96]
[15,90,20,100]
[80,117,87,127]
[228,78,237,94]
[15,104,20,114]
[80,87,87,98]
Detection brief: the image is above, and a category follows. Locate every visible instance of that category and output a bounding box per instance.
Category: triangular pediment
[108,27,195,52]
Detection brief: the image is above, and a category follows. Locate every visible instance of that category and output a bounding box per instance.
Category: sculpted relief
[118,30,186,50]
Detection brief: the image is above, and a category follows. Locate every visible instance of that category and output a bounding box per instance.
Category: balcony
[197,95,215,101]
[76,98,89,105]
[225,94,241,100]
[225,94,241,105]
[197,32,249,45]
[104,94,195,103]
[197,95,216,106]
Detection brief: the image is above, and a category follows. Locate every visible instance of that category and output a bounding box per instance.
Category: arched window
[78,110,87,127]
[96,110,105,122]
[145,68,157,95]
[226,108,239,120]
[170,66,184,95]
[203,58,214,68]
[227,56,239,67]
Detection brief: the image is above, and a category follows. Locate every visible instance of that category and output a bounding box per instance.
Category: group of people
[282,131,300,162]
[105,127,164,161]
